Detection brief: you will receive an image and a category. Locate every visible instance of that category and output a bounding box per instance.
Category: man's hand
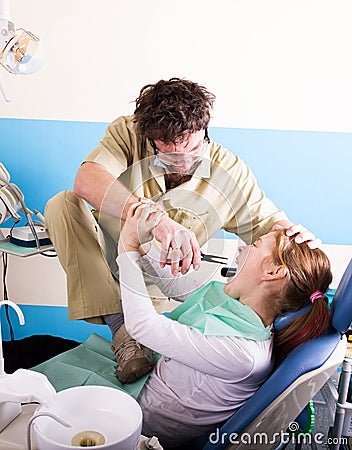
[271,220,322,249]
[285,223,322,249]
[153,214,202,276]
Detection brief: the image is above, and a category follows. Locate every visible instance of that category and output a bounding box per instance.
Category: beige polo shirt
[85,115,287,245]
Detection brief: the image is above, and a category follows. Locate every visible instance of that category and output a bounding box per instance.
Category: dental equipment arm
[0,300,24,377]
[0,162,44,249]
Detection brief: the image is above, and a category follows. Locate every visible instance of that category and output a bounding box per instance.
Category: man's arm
[271,219,322,249]
[73,161,139,220]
[74,162,201,271]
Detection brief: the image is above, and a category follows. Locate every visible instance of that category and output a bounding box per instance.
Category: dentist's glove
[153,215,201,276]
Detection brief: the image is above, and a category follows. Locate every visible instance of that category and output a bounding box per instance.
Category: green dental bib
[168,281,271,341]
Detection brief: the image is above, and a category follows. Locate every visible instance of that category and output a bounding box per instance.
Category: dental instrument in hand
[200,252,228,264]
[166,252,228,266]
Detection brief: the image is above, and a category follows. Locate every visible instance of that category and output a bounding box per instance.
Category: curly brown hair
[134,78,215,144]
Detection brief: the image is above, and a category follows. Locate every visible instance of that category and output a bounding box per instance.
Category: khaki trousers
[44,191,122,324]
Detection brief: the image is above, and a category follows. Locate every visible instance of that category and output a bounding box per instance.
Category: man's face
[153,129,208,174]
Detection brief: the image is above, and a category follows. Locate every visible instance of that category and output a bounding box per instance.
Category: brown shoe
[111,324,154,383]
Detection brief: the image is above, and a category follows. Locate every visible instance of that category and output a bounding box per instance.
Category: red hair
[272,230,332,366]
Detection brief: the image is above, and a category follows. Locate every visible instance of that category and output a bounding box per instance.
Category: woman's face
[224,232,278,299]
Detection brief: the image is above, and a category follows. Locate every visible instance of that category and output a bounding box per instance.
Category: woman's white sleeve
[117,251,246,377]
[140,245,208,301]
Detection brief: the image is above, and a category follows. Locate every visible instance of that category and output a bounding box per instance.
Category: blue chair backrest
[201,258,352,450]
[331,259,352,334]
[202,332,341,450]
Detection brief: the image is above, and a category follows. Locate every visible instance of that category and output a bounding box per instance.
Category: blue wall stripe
[0,118,351,245]
[210,127,352,245]
[0,118,107,215]
[1,304,111,343]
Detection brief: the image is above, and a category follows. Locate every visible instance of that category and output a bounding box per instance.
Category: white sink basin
[33,386,142,450]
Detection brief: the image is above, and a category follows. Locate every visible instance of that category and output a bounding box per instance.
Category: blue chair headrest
[274,304,311,331]
[331,259,352,334]
[274,259,352,334]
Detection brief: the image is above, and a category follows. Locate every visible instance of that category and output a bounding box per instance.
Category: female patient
[116,203,332,448]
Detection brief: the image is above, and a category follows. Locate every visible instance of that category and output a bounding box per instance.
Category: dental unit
[0,300,161,449]
[0,300,56,433]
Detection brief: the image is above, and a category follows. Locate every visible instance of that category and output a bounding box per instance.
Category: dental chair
[194,259,352,450]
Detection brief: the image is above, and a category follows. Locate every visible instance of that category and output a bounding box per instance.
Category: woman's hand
[118,202,166,254]
[119,200,202,276]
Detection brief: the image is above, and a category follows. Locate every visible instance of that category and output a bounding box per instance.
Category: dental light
[0,0,39,101]
[0,162,48,249]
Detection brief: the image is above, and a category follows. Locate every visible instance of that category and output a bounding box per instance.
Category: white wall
[1,1,351,310]
[1,0,352,132]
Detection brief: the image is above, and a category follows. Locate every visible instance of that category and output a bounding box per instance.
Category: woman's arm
[140,244,208,301]
[117,202,254,377]
[117,251,253,378]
